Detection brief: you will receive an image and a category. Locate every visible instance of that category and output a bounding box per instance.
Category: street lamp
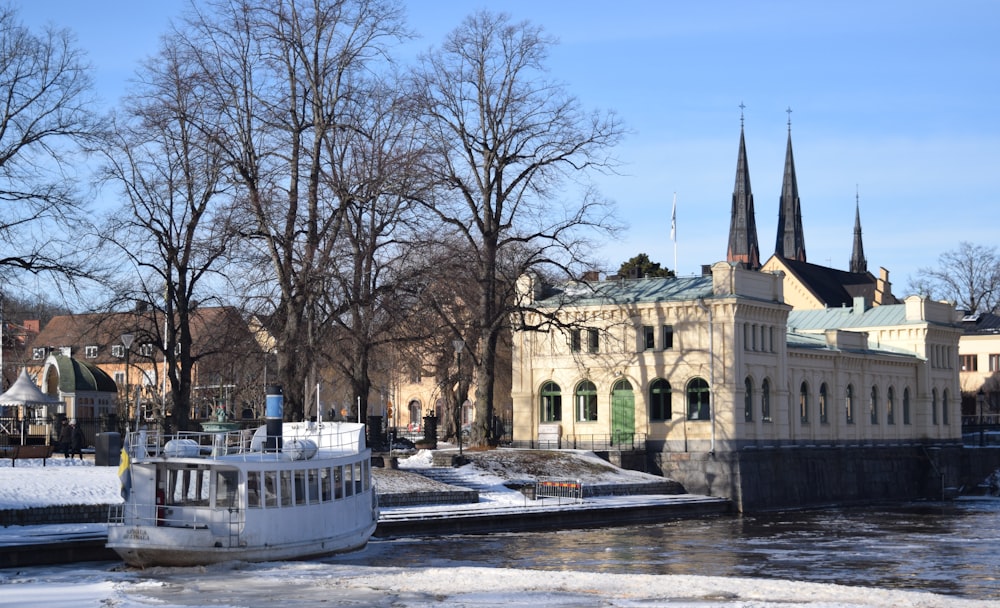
[121,333,135,430]
[452,338,464,459]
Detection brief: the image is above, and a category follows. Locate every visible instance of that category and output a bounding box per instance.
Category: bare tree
[0,6,102,289]
[410,11,624,446]
[909,242,1000,314]
[176,0,408,420]
[317,75,430,428]
[98,38,235,431]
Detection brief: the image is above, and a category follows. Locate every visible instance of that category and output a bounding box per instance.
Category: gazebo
[0,368,63,445]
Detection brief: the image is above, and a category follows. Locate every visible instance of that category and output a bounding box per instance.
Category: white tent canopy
[0,368,61,407]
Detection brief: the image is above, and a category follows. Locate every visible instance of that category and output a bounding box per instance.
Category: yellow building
[511,119,966,510]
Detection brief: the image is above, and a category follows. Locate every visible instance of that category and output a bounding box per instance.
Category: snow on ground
[4,561,997,608]
[0,458,122,509]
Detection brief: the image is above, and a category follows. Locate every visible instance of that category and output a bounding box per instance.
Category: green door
[611,380,635,447]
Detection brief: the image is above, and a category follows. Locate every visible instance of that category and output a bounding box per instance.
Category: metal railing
[508,433,648,451]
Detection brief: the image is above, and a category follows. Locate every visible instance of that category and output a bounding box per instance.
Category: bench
[4,444,55,467]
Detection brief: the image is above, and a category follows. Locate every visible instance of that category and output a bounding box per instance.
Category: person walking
[58,419,72,458]
[68,420,86,460]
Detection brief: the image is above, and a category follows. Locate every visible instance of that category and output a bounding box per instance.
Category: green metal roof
[53,354,118,393]
[787,303,910,331]
[537,275,714,307]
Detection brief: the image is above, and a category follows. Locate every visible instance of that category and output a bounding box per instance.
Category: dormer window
[32,347,46,360]
[112,344,125,358]
[85,345,98,359]
[140,343,154,357]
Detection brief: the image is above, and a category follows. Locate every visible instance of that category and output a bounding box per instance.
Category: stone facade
[511,261,964,510]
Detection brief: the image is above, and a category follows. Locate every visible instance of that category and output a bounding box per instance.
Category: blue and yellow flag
[118,439,131,501]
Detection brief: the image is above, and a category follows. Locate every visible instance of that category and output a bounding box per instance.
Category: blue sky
[17,1,999,289]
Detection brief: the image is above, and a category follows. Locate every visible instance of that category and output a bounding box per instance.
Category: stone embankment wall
[1,504,108,527]
[959,446,1000,491]
[651,444,970,512]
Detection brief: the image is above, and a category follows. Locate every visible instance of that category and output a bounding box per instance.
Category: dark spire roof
[727,111,761,270]
[850,188,867,274]
[774,110,806,262]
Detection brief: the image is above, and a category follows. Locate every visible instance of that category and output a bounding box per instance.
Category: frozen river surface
[5,498,999,607]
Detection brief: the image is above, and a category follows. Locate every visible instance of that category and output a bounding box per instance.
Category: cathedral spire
[850,186,867,273]
[774,108,806,262]
[727,104,761,270]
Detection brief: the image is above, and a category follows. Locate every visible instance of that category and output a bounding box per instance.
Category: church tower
[727,107,761,270]
[850,188,867,273]
[774,110,806,262]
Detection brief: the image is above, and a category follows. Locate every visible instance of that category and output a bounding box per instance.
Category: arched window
[887,387,896,425]
[649,379,672,421]
[903,387,911,424]
[942,389,949,425]
[686,377,711,421]
[870,386,879,424]
[932,388,938,425]
[800,382,809,424]
[744,377,754,422]
[819,383,829,423]
[407,400,422,430]
[540,381,562,422]
[761,378,772,422]
[846,384,855,424]
[575,380,598,422]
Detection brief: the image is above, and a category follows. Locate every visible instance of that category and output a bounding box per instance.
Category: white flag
[670,193,676,242]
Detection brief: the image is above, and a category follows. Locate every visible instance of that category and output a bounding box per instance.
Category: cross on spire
[786,106,793,131]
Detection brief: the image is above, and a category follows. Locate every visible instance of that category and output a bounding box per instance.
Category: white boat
[107,421,378,568]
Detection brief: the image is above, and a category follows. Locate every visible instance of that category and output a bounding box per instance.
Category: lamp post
[121,333,134,429]
[452,339,464,459]
[978,388,986,446]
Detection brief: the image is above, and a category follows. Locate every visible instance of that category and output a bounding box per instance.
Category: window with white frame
[85,345,98,359]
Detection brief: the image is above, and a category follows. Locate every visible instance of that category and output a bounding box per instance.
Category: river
[9,497,1000,606]
[342,497,1000,600]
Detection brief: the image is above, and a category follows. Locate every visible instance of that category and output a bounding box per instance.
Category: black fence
[509,433,648,451]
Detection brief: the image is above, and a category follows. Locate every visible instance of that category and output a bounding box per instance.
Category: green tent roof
[52,354,118,393]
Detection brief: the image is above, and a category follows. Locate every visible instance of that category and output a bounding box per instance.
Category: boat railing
[124,421,365,461]
[108,501,244,540]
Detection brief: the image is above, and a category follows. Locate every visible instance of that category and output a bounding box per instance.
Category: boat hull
[109,521,376,568]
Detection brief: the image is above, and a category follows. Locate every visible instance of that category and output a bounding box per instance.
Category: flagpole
[671,192,677,274]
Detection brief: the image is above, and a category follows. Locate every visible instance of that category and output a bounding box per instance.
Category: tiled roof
[778,257,877,308]
[961,312,1000,335]
[28,306,256,364]
[536,275,714,307]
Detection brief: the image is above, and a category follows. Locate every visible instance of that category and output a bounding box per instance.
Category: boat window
[279,471,293,506]
[334,466,343,500]
[354,462,363,494]
[263,471,278,507]
[165,465,210,506]
[344,464,354,497]
[294,470,307,505]
[320,468,332,502]
[362,460,371,492]
[308,469,320,504]
[215,469,239,509]
[247,471,262,508]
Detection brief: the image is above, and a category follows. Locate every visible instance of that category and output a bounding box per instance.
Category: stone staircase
[410,466,498,493]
